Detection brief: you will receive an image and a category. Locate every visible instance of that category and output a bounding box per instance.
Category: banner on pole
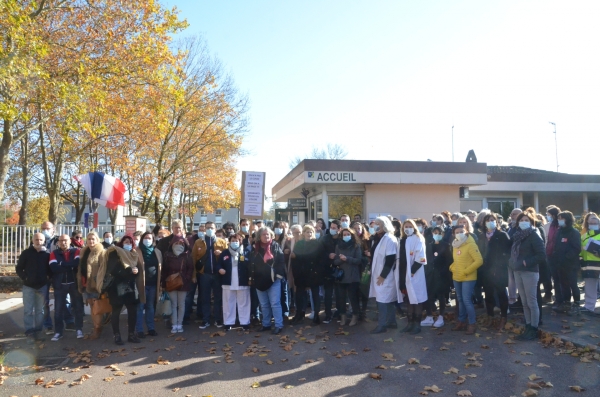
[240,171,266,219]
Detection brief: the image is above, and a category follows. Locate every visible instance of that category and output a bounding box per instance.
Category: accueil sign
[306,171,357,182]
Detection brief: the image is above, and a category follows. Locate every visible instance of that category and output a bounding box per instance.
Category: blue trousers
[54,283,83,334]
[200,273,222,324]
[136,285,157,332]
[256,279,283,328]
[454,280,477,324]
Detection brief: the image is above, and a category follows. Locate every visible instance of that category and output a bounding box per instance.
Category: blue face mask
[123,244,133,251]
[241,226,249,233]
[369,225,379,234]
[558,220,566,227]
[589,225,600,231]
[486,221,496,230]
[341,221,349,229]
[274,228,283,235]
[198,231,205,238]
[330,229,338,236]
[315,232,321,239]
[230,242,240,250]
[519,222,531,230]
[433,234,443,242]
[143,239,152,247]
[451,220,458,226]
[342,235,351,243]
[206,229,215,237]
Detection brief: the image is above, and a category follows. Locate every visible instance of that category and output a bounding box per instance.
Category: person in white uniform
[369,216,399,334]
[397,219,428,335]
[217,234,251,331]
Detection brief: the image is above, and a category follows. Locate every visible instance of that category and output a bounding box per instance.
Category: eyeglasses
[74,236,83,240]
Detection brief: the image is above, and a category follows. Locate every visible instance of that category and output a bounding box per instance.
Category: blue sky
[163,0,600,200]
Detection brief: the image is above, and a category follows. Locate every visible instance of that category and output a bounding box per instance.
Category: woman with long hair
[333,228,363,326]
[77,231,105,340]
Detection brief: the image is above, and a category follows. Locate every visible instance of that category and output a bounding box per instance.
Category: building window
[328,195,363,221]
[487,200,516,220]
[216,209,222,216]
[200,210,207,216]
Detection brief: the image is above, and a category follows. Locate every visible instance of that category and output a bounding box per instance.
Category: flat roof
[487,166,600,183]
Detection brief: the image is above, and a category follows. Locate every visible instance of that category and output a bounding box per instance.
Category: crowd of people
[15,204,600,345]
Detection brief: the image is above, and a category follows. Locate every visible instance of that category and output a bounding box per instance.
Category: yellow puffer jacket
[449,235,483,282]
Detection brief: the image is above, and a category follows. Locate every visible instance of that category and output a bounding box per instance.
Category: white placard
[241,171,266,218]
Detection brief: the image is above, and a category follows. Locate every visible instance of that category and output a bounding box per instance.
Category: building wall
[365,184,460,221]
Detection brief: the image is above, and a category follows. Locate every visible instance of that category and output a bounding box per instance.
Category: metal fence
[0,224,126,268]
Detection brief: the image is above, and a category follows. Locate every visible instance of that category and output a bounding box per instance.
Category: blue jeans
[280,278,290,317]
[377,301,397,328]
[454,280,477,324]
[200,273,222,324]
[256,279,283,328]
[23,285,47,334]
[136,285,157,332]
[54,283,83,334]
[250,286,260,319]
[184,277,202,321]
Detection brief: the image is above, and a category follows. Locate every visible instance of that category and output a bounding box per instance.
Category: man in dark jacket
[198,221,227,329]
[102,231,115,248]
[16,233,51,341]
[40,221,61,334]
[49,234,84,341]
[320,220,341,323]
[157,219,185,254]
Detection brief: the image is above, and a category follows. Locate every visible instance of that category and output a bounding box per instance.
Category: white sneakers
[177,325,184,333]
[420,316,445,328]
[171,326,178,334]
[307,312,315,320]
[76,330,84,339]
[51,333,63,341]
[433,316,444,328]
[420,316,434,326]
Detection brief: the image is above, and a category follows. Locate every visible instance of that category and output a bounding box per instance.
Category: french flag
[74,172,126,209]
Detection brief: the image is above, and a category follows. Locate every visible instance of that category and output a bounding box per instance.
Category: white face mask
[104,238,113,245]
[404,228,414,236]
[330,229,338,236]
[39,245,47,252]
[455,232,466,240]
[486,221,496,230]
[172,245,185,256]
[451,220,458,226]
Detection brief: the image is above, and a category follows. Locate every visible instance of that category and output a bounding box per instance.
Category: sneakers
[177,325,184,333]
[76,330,84,339]
[137,331,146,339]
[322,315,332,324]
[148,329,158,336]
[307,312,315,320]
[64,323,76,331]
[433,316,445,328]
[215,322,223,328]
[568,304,581,316]
[199,322,210,329]
[45,327,54,335]
[51,333,63,342]
[171,326,178,334]
[420,316,434,327]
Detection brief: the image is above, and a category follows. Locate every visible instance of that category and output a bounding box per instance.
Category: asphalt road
[1,294,599,397]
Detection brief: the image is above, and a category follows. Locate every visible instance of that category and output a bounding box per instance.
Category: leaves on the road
[528,374,542,381]
[369,373,382,380]
[252,367,259,373]
[104,377,114,382]
[408,358,420,364]
[250,382,261,388]
[157,356,170,365]
[456,391,472,396]
[537,363,550,368]
[383,338,394,343]
[423,385,442,393]
[569,385,585,392]
[521,389,538,396]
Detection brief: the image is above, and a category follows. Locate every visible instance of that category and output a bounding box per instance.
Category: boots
[497,317,507,331]
[482,315,494,328]
[340,314,347,326]
[465,323,476,335]
[290,311,305,325]
[452,322,467,331]
[521,326,539,341]
[89,314,104,340]
[410,315,421,335]
[128,332,141,343]
[114,333,124,345]
[349,315,359,326]
[516,324,531,340]
[400,320,415,333]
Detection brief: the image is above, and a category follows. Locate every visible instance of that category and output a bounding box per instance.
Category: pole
[549,122,558,172]
[452,125,454,162]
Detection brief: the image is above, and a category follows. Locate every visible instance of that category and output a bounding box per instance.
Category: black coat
[551,226,581,269]
[104,250,139,306]
[481,230,511,288]
[292,239,324,288]
[509,230,545,273]
[216,248,250,287]
[249,241,285,292]
[16,246,51,289]
[425,241,452,294]
[320,233,339,280]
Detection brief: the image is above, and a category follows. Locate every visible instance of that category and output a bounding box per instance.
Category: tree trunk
[39,121,66,224]
[18,136,29,225]
[108,208,117,226]
[0,119,13,204]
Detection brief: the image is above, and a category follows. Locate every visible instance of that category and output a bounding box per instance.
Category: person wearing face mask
[185,224,207,325]
[551,211,582,315]
[216,234,251,330]
[340,214,351,230]
[368,216,399,334]
[77,232,106,339]
[96,234,145,345]
[544,205,561,306]
[161,236,194,334]
[17,232,51,343]
[273,221,292,319]
[580,213,600,315]
[422,227,452,328]
[290,225,325,325]
[352,221,371,320]
[478,214,511,330]
[249,227,286,334]
[414,218,432,245]
[239,218,252,249]
[397,220,428,335]
[509,212,545,340]
[193,221,228,329]
[449,225,483,335]
[157,219,185,254]
[135,232,163,338]
[319,220,341,323]
[316,218,327,236]
[332,228,362,326]
[102,232,115,248]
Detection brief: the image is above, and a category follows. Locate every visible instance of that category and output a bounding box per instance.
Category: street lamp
[549,122,558,172]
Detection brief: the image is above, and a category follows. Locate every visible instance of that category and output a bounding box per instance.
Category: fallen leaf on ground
[569,386,585,392]
[104,377,114,382]
[521,389,538,396]
[252,367,259,373]
[448,367,459,374]
[172,387,180,392]
[457,391,472,396]
[284,385,294,389]
[408,358,420,364]
[266,360,274,365]
[383,338,394,343]
[419,365,431,370]
[376,365,388,370]
[424,385,442,392]
[114,371,125,376]
[528,374,541,381]
[527,382,542,389]
[370,373,382,380]
[537,363,550,368]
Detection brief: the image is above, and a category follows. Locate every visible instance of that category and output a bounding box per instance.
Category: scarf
[510,228,535,265]
[261,241,273,262]
[78,243,104,293]
[486,231,495,241]
[96,245,139,292]
[71,237,84,248]
[452,233,469,249]
[140,243,155,263]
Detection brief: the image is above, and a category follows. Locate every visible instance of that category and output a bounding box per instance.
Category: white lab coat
[396,234,428,304]
[369,233,399,303]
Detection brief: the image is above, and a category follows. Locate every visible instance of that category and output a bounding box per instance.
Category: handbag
[157,291,172,316]
[165,261,184,292]
[332,267,344,282]
[91,293,112,315]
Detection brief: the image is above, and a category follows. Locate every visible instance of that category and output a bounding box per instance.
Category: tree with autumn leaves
[1,1,246,226]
